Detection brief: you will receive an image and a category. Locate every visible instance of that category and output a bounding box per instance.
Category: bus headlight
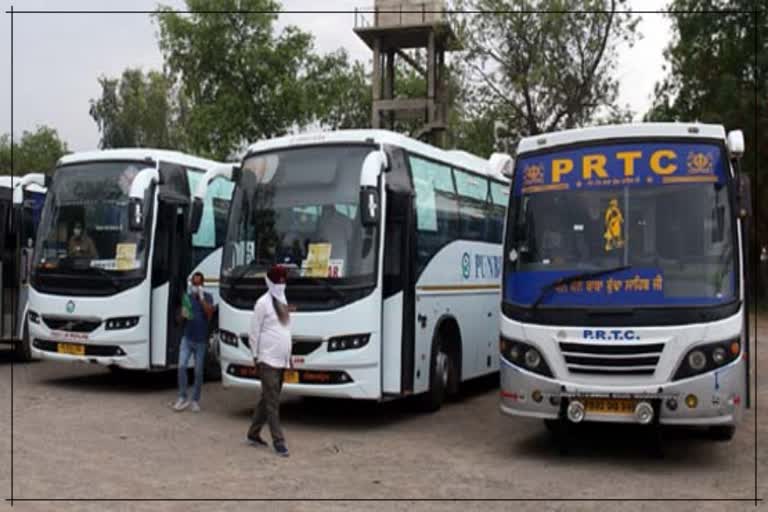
[500,337,553,378]
[219,329,239,347]
[105,316,139,330]
[673,339,741,380]
[327,334,370,352]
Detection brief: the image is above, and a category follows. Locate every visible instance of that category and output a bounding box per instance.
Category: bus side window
[488,181,508,244]
[409,155,458,274]
[454,169,489,243]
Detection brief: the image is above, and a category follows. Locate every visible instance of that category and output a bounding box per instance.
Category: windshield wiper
[295,276,346,300]
[85,266,121,292]
[227,262,264,283]
[531,265,632,310]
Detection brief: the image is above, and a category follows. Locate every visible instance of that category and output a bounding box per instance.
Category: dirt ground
[0,317,765,512]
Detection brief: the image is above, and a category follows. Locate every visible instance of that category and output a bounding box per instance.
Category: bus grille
[238,336,321,356]
[559,342,664,376]
[43,316,102,333]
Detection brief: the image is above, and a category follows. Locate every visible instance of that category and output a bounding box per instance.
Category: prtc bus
[27,149,233,376]
[192,130,511,410]
[499,123,750,441]
[1,174,46,360]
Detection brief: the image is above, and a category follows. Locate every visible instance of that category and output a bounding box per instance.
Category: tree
[646,0,767,297]
[89,68,186,150]
[453,0,639,146]
[0,126,69,174]
[156,0,328,160]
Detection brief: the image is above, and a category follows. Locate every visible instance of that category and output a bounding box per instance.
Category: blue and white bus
[1,174,46,360]
[193,130,512,410]
[499,123,750,441]
[27,149,233,375]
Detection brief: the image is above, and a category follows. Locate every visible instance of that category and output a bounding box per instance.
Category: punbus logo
[686,151,714,175]
[461,252,471,279]
[522,163,545,186]
[66,300,75,314]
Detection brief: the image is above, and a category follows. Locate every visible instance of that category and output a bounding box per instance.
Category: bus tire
[203,327,221,382]
[417,335,451,413]
[14,321,32,362]
[708,425,735,441]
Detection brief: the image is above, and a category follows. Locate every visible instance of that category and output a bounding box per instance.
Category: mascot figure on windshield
[603,199,625,251]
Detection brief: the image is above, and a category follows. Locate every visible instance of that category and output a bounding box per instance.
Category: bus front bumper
[499,357,746,427]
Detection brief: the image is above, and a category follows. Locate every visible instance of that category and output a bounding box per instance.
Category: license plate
[284,370,299,384]
[583,397,636,415]
[57,342,85,356]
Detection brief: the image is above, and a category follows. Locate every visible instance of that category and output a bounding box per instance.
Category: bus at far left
[24,149,233,377]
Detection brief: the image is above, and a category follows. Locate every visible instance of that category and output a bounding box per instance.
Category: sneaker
[247,433,268,447]
[172,397,190,411]
[190,401,201,413]
[274,441,290,457]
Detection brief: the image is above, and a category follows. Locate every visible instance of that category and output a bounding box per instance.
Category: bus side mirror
[128,198,144,231]
[727,130,745,158]
[360,188,380,227]
[190,197,204,234]
[737,173,752,218]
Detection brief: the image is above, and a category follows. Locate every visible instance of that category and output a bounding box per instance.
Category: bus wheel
[417,337,451,413]
[14,322,32,362]
[203,328,221,382]
[708,425,735,441]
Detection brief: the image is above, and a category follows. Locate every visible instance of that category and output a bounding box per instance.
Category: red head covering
[267,264,288,284]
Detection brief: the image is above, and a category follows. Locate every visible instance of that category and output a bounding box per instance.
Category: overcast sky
[1,0,672,152]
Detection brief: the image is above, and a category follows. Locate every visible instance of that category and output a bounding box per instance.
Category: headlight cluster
[105,316,139,330]
[220,329,239,347]
[500,337,553,378]
[673,339,741,380]
[28,311,40,324]
[328,334,370,352]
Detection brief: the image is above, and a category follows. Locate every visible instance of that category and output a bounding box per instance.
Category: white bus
[192,130,511,410]
[27,149,233,376]
[1,174,46,359]
[499,123,751,441]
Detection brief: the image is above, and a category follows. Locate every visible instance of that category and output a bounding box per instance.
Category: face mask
[73,228,82,237]
[190,285,201,295]
[265,276,287,305]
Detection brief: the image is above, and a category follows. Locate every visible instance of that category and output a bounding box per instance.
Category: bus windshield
[34,161,152,276]
[505,141,736,308]
[222,145,377,290]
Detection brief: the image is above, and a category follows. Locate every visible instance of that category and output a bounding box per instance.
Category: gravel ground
[0,318,764,512]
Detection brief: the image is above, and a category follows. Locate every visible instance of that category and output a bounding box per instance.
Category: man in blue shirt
[173,272,214,412]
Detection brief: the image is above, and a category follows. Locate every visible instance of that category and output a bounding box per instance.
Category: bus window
[454,169,489,242]
[409,155,458,273]
[488,181,509,244]
[188,169,234,266]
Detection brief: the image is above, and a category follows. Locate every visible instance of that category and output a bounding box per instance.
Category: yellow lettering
[616,151,642,177]
[552,159,573,183]
[582,154,608,180]
[650,150,677,175]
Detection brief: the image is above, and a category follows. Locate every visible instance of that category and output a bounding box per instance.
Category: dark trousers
[248,363,285,444]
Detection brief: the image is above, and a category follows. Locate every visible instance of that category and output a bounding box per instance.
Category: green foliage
[0,126,69,174]
[89,68,186,150]
[452,0,639,147]
[646,0,767,295]
[155,0,365,160]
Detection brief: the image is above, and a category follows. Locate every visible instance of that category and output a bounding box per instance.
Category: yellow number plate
[583,397,636,415]
[283,370,299,384]
[57,342,85,356]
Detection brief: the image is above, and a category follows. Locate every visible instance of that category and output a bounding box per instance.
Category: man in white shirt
[247,265,292,457]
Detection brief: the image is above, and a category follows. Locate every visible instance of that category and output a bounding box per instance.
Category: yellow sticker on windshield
[304,243,331,277]
[115,243,137,270]
[603,199,625,251]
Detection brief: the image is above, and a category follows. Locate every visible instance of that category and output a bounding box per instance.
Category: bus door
[381,157,416,395]
[150,194,190,368]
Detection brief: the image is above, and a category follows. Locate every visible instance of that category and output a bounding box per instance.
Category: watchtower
[354,0,459,147]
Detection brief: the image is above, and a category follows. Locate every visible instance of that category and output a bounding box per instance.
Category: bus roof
[245,129,508,182]
[57,148,224,172]
[516,122,727,155]
[0,175,46,193]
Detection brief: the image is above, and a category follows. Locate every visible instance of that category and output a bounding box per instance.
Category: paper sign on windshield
[304,243,332,277]
[115,243,137,270]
